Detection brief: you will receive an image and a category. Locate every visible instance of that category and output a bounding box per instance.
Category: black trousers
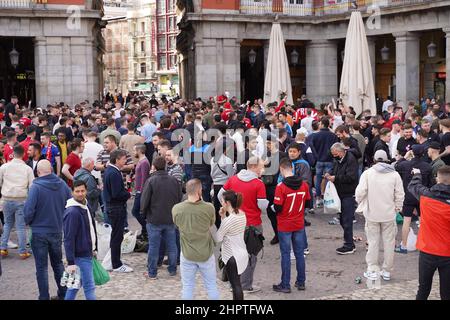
[144,142,155,164]
[266,185,278,236]
[108,203,127,269]
[416,251,450,300]
[225,257,244,301]
[213,185,224,229]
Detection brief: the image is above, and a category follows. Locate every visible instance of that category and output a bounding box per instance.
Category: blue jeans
[315,162,333,197]
[31,232,66,300]
[0,200,27,254]
[131,193,146,235]
[158,228,181,264]
[146,223,177,277]
[340,197,356,249]
[64,257,96,300]
[180,253,220,300]
[194,174,212,202]
[278,229,306,289]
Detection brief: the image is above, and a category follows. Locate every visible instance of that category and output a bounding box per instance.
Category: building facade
[0,0,105,107]
[177,0,450,107]
[156,0,179,96]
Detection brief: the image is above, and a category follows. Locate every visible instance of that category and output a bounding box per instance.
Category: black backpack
[244,226,265,256]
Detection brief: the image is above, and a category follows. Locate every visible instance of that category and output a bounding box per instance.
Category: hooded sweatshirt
[274,176,311,232]
[24,173,72,233]
[222,170,267,226]
[63,198,98,265]
[355,162,405,223]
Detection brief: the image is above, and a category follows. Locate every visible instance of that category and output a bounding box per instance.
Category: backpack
[244,226,265,256]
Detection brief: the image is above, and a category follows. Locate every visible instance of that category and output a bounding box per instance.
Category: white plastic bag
[323,181,341,214]
[121,231,137,254]
[102,250,112,271]
[96,222,112,261]
[407,228,417,252]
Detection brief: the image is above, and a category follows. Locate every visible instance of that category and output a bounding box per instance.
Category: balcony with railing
[239,0,442,17]
[240,0,314,17]
[0,0,34,8]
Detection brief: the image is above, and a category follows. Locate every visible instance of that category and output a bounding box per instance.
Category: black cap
[428,142,441,150]
[412,144,424,156]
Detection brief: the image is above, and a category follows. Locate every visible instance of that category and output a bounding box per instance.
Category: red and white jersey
[293,108,318,124]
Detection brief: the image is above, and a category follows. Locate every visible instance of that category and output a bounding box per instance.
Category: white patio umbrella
[339,11,376,115]
[264,22,293,106]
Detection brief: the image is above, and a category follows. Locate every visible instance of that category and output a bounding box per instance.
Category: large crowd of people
[0,92,448,301]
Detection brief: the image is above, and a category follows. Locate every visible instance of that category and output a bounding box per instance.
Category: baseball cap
[428,142,441,150]
[374,150,388,162]
[392,119,402,125]
[412,144,424,156]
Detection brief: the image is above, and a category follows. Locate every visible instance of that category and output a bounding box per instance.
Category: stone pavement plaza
[0,204,441,300]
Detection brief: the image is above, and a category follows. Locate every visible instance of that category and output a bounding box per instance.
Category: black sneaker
[272,284,291,293]
[270,236,279,245]
[305,220,311,227]
[294,282,306,291]
[336,246,356,255]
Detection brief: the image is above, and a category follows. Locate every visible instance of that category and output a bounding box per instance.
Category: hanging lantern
[9,40,19,69]
[290,49,299,66]
[248,49,257,66]
[381,45,390,62]
[427,41,437,58]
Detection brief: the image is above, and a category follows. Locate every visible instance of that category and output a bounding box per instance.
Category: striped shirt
[215,211,248,275]
[167,163,184,184]
[96,148,133,184]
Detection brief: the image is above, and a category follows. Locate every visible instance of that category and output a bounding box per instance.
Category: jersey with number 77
[273,180,311,232]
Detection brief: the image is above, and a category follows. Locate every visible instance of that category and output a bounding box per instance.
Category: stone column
[394,32,420,108]
[34,37,48,107]
[445,28,450,102]
[45,37,64,104]
[194,38,218,99]
[367,37,376,86]
[306,40,338,104]
[222,39,241,100]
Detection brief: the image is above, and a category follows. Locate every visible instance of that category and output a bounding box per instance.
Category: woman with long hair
[215,190,248,300]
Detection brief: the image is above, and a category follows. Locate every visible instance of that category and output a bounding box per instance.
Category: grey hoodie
[373,162,396,174]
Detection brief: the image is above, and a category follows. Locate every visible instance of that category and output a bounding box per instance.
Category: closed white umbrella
[264,22,293,106]
[339,11,376,115]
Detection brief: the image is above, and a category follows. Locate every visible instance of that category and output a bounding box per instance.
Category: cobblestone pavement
[0,201,441,300]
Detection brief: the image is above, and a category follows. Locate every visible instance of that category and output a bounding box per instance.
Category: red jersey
[293,108,318,124]
[4,144,14,163]
[65,152,81,188]
[20,137,38,161]
[243,118,252,129]
[221,109,232,122]
[19,117,32,128]
[223,174,266,226]
[274,180,311,232]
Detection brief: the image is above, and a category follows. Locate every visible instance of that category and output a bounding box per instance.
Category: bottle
[366,275,381,289]
[66,272,75,289]
[72,268,81,290]
[60,271,69,287]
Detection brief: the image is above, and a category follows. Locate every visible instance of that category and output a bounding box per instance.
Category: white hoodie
[355,163,405,223]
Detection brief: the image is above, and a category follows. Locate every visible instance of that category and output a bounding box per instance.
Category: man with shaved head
[24,159,72,300]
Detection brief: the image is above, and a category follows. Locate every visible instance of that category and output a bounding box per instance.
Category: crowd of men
[0,92,448,300]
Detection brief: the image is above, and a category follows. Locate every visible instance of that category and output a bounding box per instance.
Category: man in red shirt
[3,131,17,163]
[62,138,84,188]
[272,158,310,293]
[19,126,38,161]
[219,156,267,293]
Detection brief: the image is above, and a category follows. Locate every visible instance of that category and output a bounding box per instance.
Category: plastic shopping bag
[323,181,341,214]
[96,222,112,261]
[102,250,112,271]
[121,231,137,254]
[93,257,110,286]
[406,228,417,252]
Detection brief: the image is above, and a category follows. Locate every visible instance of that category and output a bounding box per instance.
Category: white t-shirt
[83,141,104,180]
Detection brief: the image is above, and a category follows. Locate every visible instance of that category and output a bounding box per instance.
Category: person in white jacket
[0,144,34,259]
[355,150,405,282]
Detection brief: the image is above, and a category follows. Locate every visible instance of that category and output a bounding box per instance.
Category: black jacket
[331,151,359,199]
[408,173,450,204]
[343,136,362,160]
[374,139,392,162]
[26,155,46,177]
[396,137,417,157]
[395,158,432,206]
[140,170,182,225]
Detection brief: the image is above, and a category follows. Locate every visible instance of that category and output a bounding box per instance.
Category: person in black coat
[395,145,432,254]
[325,143,359,255]
[374,128,392,163]
[335,125,362,160]
[26,142,46,177]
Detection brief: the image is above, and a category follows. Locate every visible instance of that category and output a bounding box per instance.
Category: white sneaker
[7,241,18,249]
[113,264,134,273]
[304,248,310,255]
[290,251,296,260]
[363,271,379,281]
[380,270,391,281]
